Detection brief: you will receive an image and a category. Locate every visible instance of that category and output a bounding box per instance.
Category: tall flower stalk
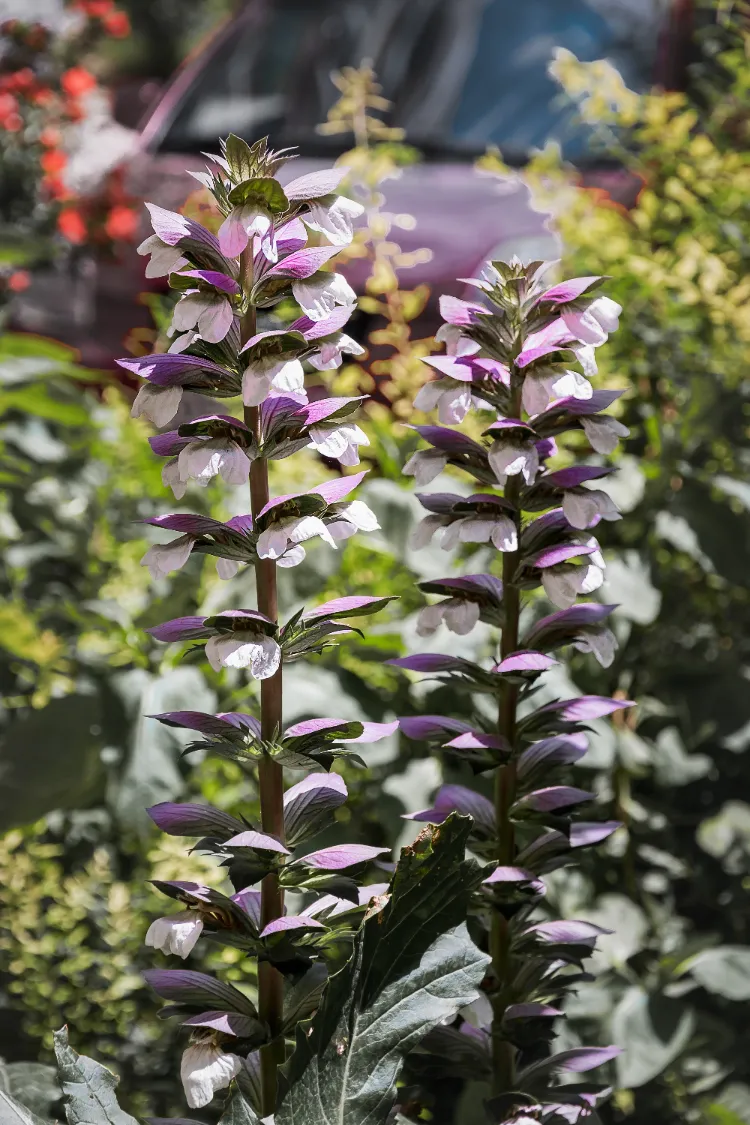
[393,260,631,1117]
[122,135,397,1117]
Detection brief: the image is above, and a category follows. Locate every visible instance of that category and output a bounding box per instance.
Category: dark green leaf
[53,1027,138,1125]
[277,815,489,1125]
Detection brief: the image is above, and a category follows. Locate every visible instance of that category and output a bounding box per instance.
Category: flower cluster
[393,261,631,1116]
[126,135,397,1116]
[0,12,136,258]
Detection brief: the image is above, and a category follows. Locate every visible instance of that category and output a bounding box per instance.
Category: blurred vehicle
[16,0,692,364]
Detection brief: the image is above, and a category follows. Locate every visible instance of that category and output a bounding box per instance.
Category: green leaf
[0,1089,51,1125]
[217,1089,261,1125]
[53,1027,138,1125]
[611,987,695,1088]
[685,947,750,1000]
[0,694,105,831]
[227,177,289,212]
[0,1062,61,1119]
[277,815,489,1125]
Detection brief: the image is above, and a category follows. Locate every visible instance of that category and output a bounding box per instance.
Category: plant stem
[239,285,285,1113]
[490,461,522,1096]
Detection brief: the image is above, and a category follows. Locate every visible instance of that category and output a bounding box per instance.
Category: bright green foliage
[478,8,750,1123]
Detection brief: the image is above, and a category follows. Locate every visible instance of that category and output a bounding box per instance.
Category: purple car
[20,0,691,364]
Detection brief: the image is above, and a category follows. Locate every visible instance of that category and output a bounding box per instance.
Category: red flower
[58,208,88,244]
[31,86,55,107]
[40,149,67,174]
[102,10,130,37]
[10,68,35,94]
[0,112,22,133]
[77,0,114,13]
[7,270,31,292]
[0,92,19,118]
[39,126,61,147]
[105,205,138,241]
[60,67,97,99]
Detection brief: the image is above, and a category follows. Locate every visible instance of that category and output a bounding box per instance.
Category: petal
[443,598,481,635]
[131,384,183,427]
[218,210,250,258]
[403,449,447,486]
[242,368,273,407]
[197,298,234,344]
[416,603,446,637]
[335,500,379,532]
[216,558,240,580]
[141,535,195,579]
[490,517,518,552]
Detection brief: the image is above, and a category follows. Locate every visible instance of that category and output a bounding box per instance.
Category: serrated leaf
[277,815,489,1125]
[53,1027,138,1125]
[216,1089,261,1125]
[0,1089,51,1125]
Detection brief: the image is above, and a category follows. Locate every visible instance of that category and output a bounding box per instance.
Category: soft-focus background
[1,1,749,1123]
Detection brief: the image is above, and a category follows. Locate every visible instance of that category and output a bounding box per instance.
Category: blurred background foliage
[0,2,749,1124]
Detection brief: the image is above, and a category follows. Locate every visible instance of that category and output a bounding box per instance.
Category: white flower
[293,272,356,321]
[488,438,539,485]
[459,992,493,1029]
[277,544,306,568]
[562,296,622,347]
[542,562,604,610]
[242,357,305,407]
[171,292,233,344]
[177,439,251,488]
[572,626,618,668]
[574,344,598,377]
[580,415,629,454]
[131,383,183,428]
[162,458,187,499]
[414,379,473,424]
[218,204,272,259]
[302,194,365,246]
[417,598,480,637]
[141,535,194,580]
[308,422,369,466]
[180,1041,242,1109]
[257,515,337,560]
[328,500,380,538]
[403,449,447,486]
[307,331,365,371]
[205,632,281,678]
[441,514,518,553]
[216,558,239,580]
[168,331,200,354]
[145,911,203,958]
[137,234,187,278]
[410,514,449,550]
[435,322,480,357]
[563,488,621,530]
[522,367,592,416]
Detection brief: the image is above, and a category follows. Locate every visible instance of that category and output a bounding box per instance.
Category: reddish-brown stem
[490,410,522,1096]
[240,283,285,1114]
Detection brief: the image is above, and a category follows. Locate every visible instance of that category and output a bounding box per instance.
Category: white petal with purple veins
[277,544,306,567]
[573,627,618,668]
[443,598,481,635]
[416,602,446,636]
[303,195,365,245]
[141,535,195,580]
[435,322,480,357]
[403,449,447,486]
[581,415,629,454]
[563,488,620,530]
[162,458,187,499]
[334,500,380,532]
[490,516,518,552]
[145,911,203,958]
[137,235,188,278]
[178,440,251,488]
[216,558,240,580]
[180,1042,242,1109]
[205,633,281,678]
[410,514,447,549]
[131,383,183,427]
[292,272,356,321]
[308,423,369,466]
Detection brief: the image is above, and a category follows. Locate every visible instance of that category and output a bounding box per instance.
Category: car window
[158,0,668,159]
